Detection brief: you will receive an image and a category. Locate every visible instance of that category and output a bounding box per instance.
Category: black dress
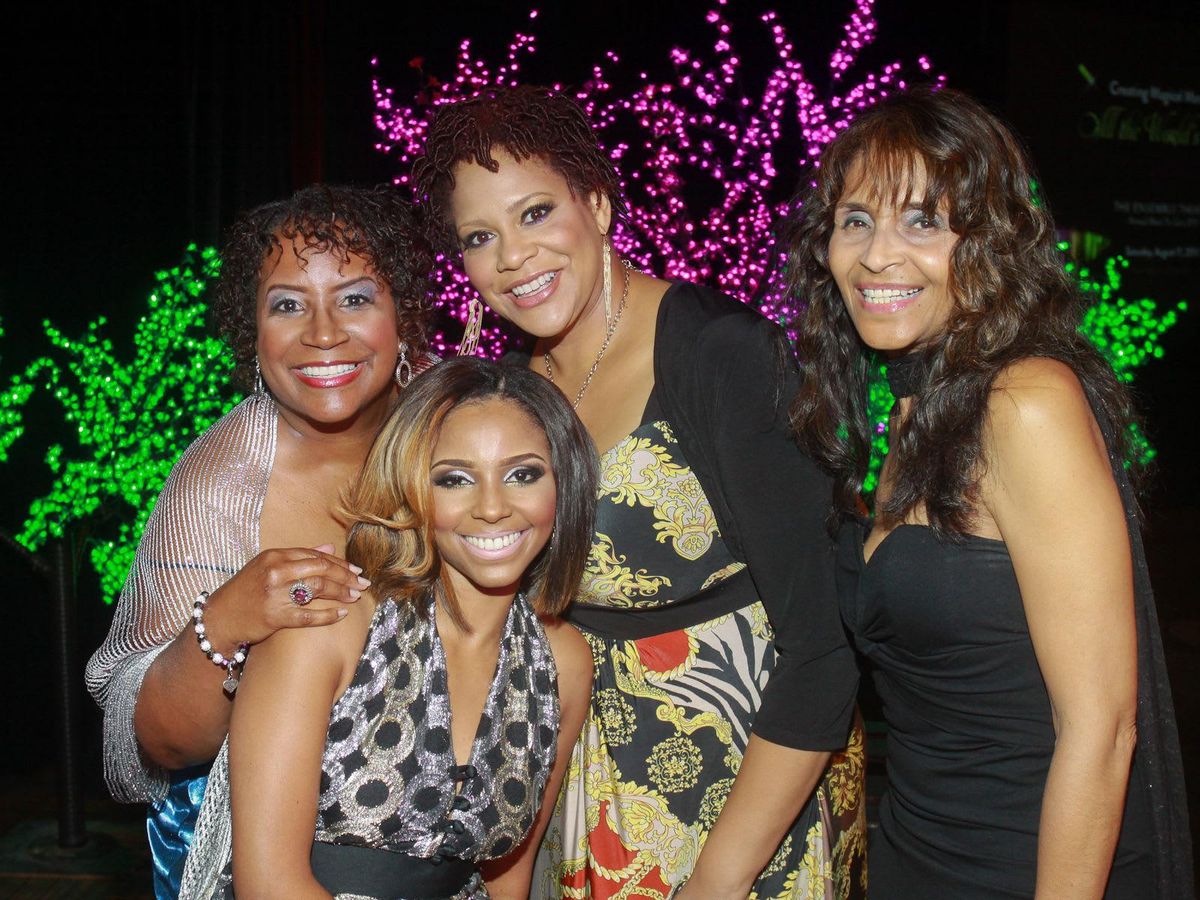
[837,523,1155,897]
[833,355,1191,897]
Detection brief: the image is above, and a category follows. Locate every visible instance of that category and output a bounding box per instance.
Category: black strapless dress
[837,522,1155,897]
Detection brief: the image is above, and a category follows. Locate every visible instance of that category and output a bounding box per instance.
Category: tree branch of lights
[370,0,1186,490]
[372,0,939,356]
[0,246,239,602]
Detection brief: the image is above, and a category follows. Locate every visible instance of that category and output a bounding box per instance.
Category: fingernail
[337,609,349,619]
[349,564,364,575]
[349,589,361,600]
[357,576,371,588]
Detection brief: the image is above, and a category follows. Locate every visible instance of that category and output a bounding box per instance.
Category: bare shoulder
[988,357,1093,431]
[981,358,1113,519]
[539,617,594,702]
[984,357,1106,458]
[249,596,373,684]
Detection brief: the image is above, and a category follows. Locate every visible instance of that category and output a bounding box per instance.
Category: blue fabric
[147,765,209,899]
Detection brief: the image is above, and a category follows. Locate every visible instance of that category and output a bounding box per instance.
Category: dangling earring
[459,298,484,357]
[601,236,613,324]
[395,341,413,388]
[254,357,265,395]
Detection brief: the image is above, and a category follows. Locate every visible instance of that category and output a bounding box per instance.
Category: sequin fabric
[317,594,560,873]
[84,394,276,897]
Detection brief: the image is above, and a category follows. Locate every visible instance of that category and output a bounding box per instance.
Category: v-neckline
[592,385,661,459]
[430,596,516,772]
[859,522,923,568]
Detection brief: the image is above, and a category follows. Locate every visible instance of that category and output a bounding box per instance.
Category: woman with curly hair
[787,86,1191,896]
[414,86,865,899]
[86,184,434,898]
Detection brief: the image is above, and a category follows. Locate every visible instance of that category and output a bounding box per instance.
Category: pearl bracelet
[193,591,249,694]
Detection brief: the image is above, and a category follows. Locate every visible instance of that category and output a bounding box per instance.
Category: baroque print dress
[533,409,866,900]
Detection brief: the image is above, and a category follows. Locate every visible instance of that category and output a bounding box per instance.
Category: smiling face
[448,150,612,340]
[256,236,401,433]
[827,157,959,356]
[430,397,558,602]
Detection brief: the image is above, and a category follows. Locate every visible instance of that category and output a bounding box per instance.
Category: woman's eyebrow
[501,452,548,465]
[431,458,474,468]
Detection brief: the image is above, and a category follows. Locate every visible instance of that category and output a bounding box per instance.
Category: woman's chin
[273,384,397,432]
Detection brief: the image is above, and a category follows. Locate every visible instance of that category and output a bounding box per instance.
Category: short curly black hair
[412,85,627,250]
[212,183,433,387]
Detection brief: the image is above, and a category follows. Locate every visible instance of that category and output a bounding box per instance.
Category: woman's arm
[135,546,365,769]
[663,304,858,897]
[983,358,1137,899]
[482,619,593,900]
[682,738,830,898]
[227,597,369,899]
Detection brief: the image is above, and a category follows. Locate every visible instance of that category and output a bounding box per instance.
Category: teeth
[463,532,522,551]
[300,363,357,377]
[861,288,921,303]
[511,272,556,297]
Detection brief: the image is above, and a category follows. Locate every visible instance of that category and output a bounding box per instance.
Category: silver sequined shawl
[83,395,276,899]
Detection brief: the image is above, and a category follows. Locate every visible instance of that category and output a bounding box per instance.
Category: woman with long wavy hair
[787,86,1191,897]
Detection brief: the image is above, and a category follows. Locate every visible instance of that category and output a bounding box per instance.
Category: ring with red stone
[289,580,314,606]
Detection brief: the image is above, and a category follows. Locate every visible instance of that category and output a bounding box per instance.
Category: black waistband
[309,840,476,900]
[565,567,753,640]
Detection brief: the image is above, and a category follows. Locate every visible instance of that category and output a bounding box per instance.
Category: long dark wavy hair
[212,183,433,388]
[786,87,1140,536]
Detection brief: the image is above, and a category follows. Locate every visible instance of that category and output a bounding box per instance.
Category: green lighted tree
[863,249,1187,493]
[0,245,240,601]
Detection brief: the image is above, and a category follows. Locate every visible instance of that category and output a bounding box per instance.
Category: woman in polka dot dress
[191,359,597,899]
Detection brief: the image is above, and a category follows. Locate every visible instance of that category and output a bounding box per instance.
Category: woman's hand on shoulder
[202,543,369,650]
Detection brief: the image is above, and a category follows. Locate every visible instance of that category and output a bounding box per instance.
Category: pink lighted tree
[370,0,941,355]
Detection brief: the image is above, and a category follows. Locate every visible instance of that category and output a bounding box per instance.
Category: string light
[0,3,1187,601]
[372,0,944,354]
[1,246,238,601]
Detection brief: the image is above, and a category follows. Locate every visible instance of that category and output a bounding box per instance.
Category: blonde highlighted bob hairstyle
[343,356,598,626]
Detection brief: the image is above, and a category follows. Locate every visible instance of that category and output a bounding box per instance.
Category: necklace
[544,259,633,409]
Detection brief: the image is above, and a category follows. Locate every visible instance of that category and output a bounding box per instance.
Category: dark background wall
[0,0,1196,864]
